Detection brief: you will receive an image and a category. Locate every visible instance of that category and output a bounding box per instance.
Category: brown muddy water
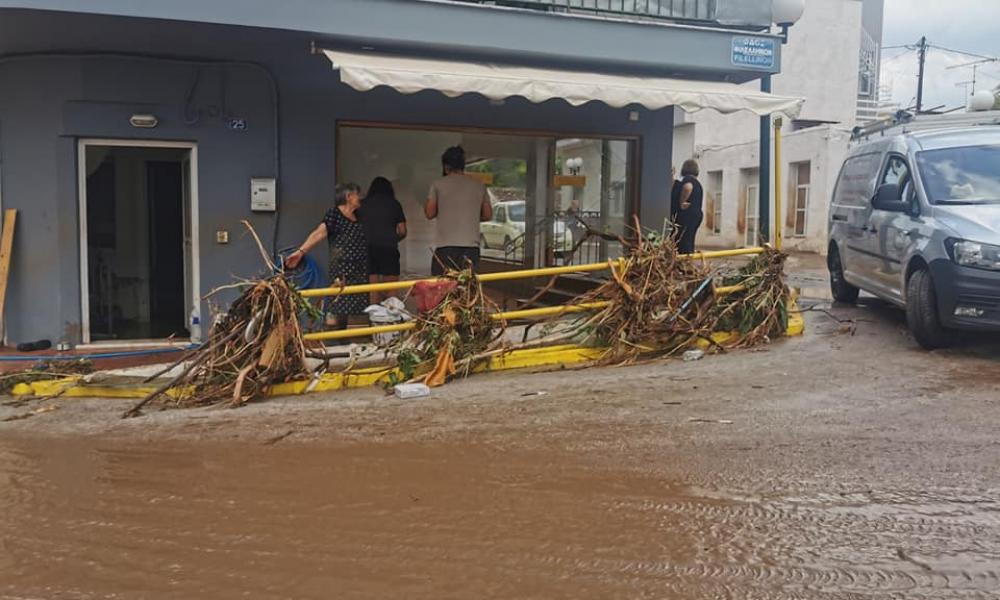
[2,434,999,599]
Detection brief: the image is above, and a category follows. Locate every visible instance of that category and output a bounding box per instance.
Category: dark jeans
[432,246,480,276]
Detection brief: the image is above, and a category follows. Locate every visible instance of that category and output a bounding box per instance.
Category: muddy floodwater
[2,306,1000,598]
[3,432,999,599]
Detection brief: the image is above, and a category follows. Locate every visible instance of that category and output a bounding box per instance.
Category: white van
[827,127,1000,349]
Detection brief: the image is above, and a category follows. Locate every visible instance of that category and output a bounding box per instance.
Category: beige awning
[323,50,803,117]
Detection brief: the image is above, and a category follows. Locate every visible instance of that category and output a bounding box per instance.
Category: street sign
[731,36,776,69]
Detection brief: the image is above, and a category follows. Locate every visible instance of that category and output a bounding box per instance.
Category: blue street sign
[732,36,776,69]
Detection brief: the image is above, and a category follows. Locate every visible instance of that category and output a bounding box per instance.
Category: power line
[929,44,997,61]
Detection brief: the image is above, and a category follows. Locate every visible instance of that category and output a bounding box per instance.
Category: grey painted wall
[0,10,674,344]
[0,0,781,81]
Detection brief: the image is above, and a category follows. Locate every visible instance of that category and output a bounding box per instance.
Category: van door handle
[832,215,848,222]
[866,226,878,233]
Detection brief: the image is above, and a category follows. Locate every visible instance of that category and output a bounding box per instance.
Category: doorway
[78,141,199,344]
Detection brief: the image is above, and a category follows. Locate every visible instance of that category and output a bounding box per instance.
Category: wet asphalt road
[2,298,999,599]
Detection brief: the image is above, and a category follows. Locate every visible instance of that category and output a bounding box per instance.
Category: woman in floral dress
[284,183,369,329]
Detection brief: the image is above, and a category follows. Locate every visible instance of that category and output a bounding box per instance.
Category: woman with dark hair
[675,159,704,254]
[284,183,369,330]
[358,176,407,304]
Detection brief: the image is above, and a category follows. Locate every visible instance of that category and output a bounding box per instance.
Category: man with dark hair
[424,145,493,275]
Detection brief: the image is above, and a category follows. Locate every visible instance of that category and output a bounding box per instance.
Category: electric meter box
[250,177,277,212]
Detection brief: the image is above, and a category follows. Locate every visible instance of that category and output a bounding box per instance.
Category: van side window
[881,156,911,188]
[833,153,881,207]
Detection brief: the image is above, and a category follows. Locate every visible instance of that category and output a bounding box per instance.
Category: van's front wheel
[828,246,859,304]
[906,268,952,350]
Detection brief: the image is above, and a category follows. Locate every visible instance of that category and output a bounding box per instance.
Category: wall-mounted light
[129,114,159,129]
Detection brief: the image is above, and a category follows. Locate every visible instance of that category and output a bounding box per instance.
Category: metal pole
[759,75,772,244]
[916,36,927,113]
[774,117,783,251]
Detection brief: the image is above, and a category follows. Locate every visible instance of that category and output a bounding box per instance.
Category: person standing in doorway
[675,159,704,254]
[424,146,492,275]
[358,176,407,304]
[284,183,369,330]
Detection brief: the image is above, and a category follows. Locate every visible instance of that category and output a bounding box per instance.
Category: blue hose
[0,345,199,363]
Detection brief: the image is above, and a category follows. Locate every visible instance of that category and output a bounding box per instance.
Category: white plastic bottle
[189,305,202,344]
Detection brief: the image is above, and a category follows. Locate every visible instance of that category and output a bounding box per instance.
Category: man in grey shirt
[424,146,493,275]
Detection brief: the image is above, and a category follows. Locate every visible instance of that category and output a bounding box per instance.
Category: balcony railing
[446,1,772,27]
[452,0,714,21]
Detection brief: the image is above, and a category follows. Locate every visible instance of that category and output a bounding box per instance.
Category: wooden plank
[0,209,17,341]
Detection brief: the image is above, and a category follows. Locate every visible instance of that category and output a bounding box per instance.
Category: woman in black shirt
[357,177,407,304]
[675,159,704,254]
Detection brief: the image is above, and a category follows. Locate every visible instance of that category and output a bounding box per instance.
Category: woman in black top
[675,159,704,254]
[357,177,407,304]
[284,183,369,330]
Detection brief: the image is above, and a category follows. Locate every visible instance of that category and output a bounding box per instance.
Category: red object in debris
[412,280,457,314]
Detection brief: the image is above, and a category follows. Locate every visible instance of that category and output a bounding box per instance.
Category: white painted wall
[678,0,866,254]
[696,125,853,254]
[689,0,864,150]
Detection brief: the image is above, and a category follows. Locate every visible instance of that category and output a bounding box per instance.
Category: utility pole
[916,36,928,113]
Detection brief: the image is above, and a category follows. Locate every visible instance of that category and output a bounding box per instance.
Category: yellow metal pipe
[477,259,624,282]
[304,281,753,341]
[714,284,747,296]
[774,118,784,251]
[498,301,610,321]
[681,247,765,261]
[305,321,415,342]
[301,248,766,299]
[303,301,614,342]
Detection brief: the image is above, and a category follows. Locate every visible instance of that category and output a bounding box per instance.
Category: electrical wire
[929,44,997,61]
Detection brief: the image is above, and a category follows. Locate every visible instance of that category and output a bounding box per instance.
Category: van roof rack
[851,110,914,141]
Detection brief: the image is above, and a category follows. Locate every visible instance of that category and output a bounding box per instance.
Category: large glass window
[338,124,636,275]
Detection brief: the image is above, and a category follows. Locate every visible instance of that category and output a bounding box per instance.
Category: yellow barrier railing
[300,246,765,300]
[300,247,765,342]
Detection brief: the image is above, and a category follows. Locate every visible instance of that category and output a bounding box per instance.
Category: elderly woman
[675,159,704,254]
[284,183,369,330]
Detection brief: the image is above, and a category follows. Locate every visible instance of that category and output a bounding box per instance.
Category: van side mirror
[872,183,909,212]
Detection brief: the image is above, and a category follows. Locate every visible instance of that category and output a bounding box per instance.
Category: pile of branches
[564,231,717,364]
[550,223,791,363]
[711,247,790,347]
[123,224,318,418]
[386,271,505,387]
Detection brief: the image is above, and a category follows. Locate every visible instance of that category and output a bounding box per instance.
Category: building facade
[0,0,796,346]
[679,0,885,253]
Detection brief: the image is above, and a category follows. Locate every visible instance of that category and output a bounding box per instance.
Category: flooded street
[3,307,1000,599]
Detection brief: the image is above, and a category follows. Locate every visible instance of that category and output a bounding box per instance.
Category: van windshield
[915,144,1000,204]
[507,203,525,222]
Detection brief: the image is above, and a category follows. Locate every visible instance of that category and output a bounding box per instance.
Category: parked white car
[480,200,574,253]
